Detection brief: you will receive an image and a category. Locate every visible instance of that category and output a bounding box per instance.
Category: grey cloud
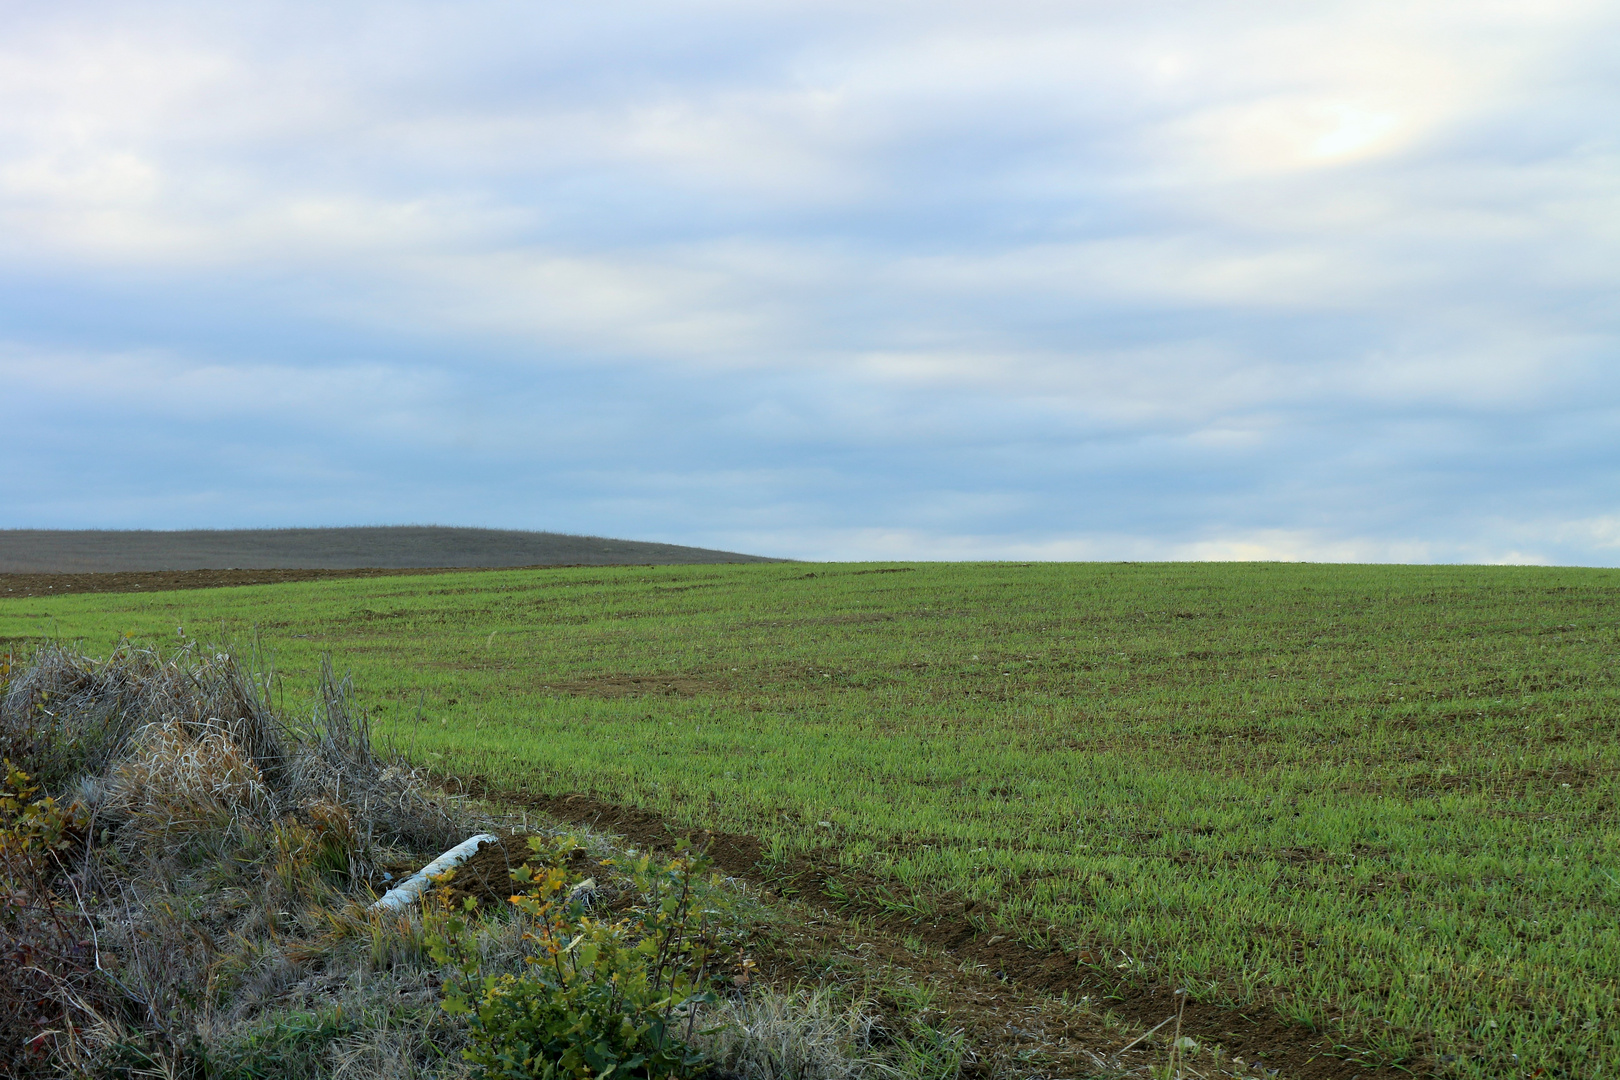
[1,1,1616,562]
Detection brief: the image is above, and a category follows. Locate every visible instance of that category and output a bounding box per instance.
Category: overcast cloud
[3,1,1617,562]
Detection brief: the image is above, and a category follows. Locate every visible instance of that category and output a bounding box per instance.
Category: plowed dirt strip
[478,785,1417,1080]
[0,567,460,598]
[0,565,616,599]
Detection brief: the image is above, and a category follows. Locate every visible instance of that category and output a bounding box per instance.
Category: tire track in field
[461,781,1423,1080]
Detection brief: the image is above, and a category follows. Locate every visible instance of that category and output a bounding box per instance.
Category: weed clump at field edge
[427,833,973,1080]
[0,642,977,1080]
[0,640,479,1076]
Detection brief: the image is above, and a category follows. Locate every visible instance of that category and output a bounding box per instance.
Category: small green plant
[0,760,88,863]
[428,835,738,1080]
[0,761,98,1071]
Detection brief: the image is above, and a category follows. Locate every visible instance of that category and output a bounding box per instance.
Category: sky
[2,1,1617,563]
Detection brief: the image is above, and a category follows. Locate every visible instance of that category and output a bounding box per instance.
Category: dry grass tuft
[697,986,969,1080]
[700,988,885,1080]
[107,719,274,832]
[0,640,486,1079]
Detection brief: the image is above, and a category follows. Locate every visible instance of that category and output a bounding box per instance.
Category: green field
[3,562,1617,1076]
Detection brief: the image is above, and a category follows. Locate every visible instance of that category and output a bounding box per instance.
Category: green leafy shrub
[428,836,738,1080]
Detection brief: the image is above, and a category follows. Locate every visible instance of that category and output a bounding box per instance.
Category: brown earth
[434,833,594,909]
[0,563,730,601]
[446,781,1424,1080]
[0,567,474,599]
[543,673,732,699]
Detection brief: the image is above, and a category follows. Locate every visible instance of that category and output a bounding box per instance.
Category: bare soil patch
[0,566,468,599]
[762,613,896,629]
[427,832,600,910]
[544,674,733,698]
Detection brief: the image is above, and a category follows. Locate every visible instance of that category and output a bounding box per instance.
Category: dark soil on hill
[0,526,781,574]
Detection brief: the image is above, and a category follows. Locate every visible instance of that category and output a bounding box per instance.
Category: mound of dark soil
[430,833,600,911]
[438,834,542,908]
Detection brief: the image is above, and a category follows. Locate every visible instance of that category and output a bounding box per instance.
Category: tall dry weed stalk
[699,988,885,1080]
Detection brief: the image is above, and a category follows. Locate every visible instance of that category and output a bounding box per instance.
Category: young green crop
[3,561,1617,1076]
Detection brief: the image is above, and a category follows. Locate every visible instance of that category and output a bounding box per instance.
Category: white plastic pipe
[371,833,500,913]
